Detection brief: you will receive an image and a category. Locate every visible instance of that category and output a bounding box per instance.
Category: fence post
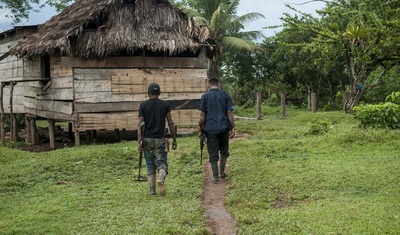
[311,92,317,113]
[281,93,286,118]
[256,92,262,120]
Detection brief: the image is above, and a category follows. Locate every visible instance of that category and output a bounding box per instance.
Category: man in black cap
[137,83,177,196]
[198,78,235,184]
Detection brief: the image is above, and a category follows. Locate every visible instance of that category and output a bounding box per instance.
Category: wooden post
[0,82,4,146]
[280,93,286,118]
[75,130,80,146]
[26,115,31,144]
[48,119,55,150]
[311,92,317,113]
[115,129,120,142]
[9,81,15,147]
[68,122,73,138]
[256,92,262,120]
[30,117,39,145]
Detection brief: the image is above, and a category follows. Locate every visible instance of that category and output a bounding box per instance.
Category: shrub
[306,119,330,135]
[354,93,400,129]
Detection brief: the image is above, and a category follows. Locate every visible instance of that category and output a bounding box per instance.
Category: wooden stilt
[68,122,73,139]
[9,81,15,147]
[0,82,4,146]
[75,126,81,146]
[115,129,120,142]
[48,119,55,150]
[30,117,38,145]
[26,115,32,144]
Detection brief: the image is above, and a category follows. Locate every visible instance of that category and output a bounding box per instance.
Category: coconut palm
[175,0,265,78]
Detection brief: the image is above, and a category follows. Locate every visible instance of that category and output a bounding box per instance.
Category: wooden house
[0,25,40,144]
[1,0,210,148]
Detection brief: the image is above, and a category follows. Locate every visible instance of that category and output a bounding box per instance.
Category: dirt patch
[202,162,237,235]
[201,132,249,235]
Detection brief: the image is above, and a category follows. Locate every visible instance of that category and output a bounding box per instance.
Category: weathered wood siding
[74,67,207,131]
[23,55,74,120]
[0,28,36,113]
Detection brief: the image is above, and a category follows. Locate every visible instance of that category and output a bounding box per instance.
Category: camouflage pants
[143,138,168,175]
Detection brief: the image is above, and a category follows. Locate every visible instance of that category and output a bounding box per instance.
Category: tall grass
[1,108,399,234]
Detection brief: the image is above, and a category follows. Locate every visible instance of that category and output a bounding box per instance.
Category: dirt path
[202,162,237,235]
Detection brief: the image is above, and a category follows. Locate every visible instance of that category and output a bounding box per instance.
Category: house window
[40,54,51,86]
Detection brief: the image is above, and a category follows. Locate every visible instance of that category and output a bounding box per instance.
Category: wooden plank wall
[0,38,25,113]
[23,56,74,120]
[74,68,207,131]
[76,109,200,131]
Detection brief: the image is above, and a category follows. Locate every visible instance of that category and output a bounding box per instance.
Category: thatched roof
[10,0,209,59]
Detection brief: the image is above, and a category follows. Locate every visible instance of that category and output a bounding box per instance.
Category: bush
[306,119,330,135]
[354,93,400,129]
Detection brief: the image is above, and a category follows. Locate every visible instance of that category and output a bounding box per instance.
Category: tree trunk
[209,57,220,79]
[344,90,363,113]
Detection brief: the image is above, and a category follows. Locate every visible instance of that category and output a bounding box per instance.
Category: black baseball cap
[148,83,161,94]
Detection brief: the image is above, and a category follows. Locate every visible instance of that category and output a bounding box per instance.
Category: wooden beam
[62,56,207,69]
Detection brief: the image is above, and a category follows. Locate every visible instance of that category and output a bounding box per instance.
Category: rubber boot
[219,156,227,179]
[148,174,156,195]
[211,161,220,184]
[157,169,167,196]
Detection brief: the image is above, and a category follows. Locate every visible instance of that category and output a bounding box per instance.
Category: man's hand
[172,140,177,150]
[229,127,235,138]
[138,141,143,152]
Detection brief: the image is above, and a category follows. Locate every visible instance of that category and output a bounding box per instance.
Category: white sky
[238,0,325,37]
[1,0,325,37]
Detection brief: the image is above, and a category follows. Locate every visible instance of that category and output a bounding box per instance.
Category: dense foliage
[354,92,400,129]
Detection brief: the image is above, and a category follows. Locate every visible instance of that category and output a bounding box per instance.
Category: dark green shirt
[139,98,171,138]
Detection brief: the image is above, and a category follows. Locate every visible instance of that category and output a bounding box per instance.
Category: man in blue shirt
[198,78,235,183]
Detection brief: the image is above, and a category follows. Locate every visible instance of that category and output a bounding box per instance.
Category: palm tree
[174,0,265,78]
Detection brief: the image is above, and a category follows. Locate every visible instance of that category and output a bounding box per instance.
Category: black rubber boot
[211,161,220,184]
[157,169,167,196]
[148,174,156,195]
[219,156,227,179]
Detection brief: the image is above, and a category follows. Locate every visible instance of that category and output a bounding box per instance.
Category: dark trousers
[206,130,230,162]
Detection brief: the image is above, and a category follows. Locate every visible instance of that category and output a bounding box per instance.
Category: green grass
[1,108,399,234]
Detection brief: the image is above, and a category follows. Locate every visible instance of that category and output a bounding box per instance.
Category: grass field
[1,107,399,234]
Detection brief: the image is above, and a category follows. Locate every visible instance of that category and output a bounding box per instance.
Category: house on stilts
[0,0,210,149]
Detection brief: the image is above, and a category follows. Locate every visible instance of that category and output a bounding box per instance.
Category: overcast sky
[1,0,325,37]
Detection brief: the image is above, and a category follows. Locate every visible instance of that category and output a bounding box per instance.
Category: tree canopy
[176,0,265,78]
[0,0,72,23]
[280,0,400,112]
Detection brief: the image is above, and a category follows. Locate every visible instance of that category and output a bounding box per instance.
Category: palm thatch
[10,0,209,59]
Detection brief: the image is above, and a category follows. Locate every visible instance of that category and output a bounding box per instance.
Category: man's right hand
[138,141,143,152]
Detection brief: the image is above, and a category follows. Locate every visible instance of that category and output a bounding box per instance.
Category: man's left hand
[229,128,235,138]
